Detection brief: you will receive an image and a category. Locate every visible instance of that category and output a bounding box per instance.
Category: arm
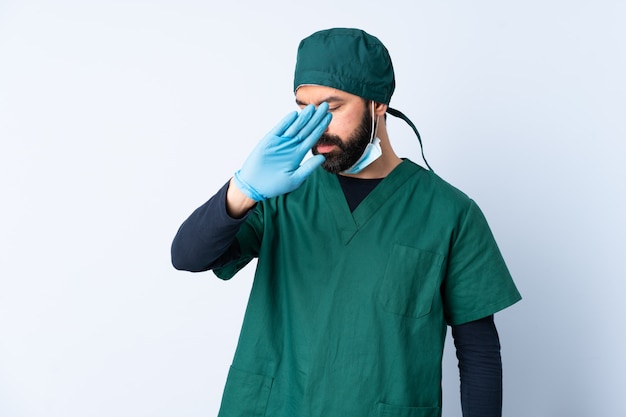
[171,179,255,272]
[171,104,331,273]
[451,315,503,417]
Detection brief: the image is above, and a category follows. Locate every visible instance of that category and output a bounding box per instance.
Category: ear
[373,102,388,117]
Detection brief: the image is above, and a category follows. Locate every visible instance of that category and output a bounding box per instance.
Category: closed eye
[295,96,345,110]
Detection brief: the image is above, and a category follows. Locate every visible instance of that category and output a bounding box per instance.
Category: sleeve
[212,202,264,280]
[170,180,257,273]
[442,200,521,325]
[452,315,503,417]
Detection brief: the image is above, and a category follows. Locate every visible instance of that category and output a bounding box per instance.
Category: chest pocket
[377,244,444,319]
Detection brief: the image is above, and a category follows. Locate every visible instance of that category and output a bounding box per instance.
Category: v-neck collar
[319,160,423,245]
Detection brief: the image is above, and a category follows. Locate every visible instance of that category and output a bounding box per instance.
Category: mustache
[316,133,345,150]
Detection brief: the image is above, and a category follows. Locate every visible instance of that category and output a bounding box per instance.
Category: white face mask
[341,102,382,175]
[341,137,382,174]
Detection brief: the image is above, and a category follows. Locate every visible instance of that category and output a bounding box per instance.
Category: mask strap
[387,107,434,172]
[370,101,378,144]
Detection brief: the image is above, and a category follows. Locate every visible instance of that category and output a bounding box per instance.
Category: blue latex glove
[233,103,332,201]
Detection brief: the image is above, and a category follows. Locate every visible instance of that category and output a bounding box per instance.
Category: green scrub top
[215,159,521,417]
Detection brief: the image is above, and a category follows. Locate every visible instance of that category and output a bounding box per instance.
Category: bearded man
[172,28,521,417]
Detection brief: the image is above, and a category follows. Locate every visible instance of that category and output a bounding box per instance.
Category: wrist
[226,177,258,219]
[233,170,265,202]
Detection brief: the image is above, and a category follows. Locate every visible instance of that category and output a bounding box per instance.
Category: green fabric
[294,28,395,104]
[215,160,521,416]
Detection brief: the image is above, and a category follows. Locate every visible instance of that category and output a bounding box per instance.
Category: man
[172,28,521,417]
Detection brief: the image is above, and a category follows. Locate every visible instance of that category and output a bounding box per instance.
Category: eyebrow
[295,96,345,106]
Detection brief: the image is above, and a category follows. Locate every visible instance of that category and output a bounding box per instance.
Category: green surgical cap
[294,28,395,104]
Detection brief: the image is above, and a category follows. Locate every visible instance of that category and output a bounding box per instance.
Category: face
[295,86,372,174]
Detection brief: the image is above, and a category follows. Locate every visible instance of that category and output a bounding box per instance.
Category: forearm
[171,180,252,272]
[452,315,503,417]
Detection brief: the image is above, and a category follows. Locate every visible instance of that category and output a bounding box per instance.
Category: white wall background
[1,1,624,416]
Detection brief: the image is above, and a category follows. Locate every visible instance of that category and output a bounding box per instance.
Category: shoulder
[401,160,475,213]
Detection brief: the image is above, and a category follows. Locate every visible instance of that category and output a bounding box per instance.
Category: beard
[312,104,373,174]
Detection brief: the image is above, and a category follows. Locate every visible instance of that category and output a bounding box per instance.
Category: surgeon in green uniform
[172,28,521,417]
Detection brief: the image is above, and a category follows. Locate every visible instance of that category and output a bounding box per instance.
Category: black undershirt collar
[336,175,383,212]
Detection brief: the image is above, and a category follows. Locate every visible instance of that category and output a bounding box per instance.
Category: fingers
[267,111,299,137]
[291,154,326,184]
[265,103,331,156]
[282,102,330,140]
[295,112,331,155]
[282,104,315,138]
